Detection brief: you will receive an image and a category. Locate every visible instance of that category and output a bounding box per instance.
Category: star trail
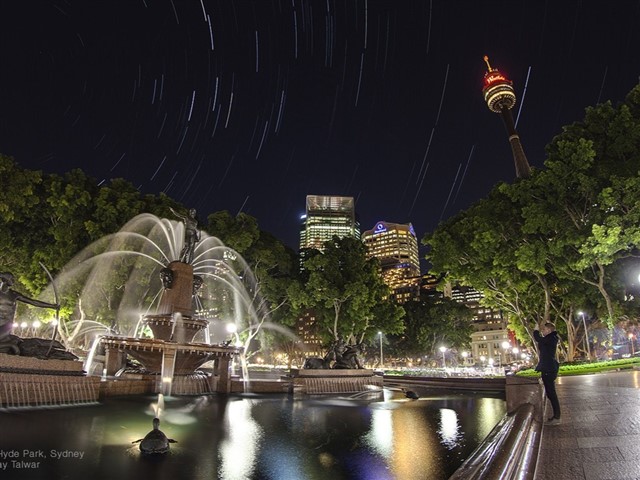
[1,1,639,252]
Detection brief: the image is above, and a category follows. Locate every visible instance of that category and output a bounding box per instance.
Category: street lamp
[378,331,384,368]
[226,323,242,347]
[501,341,511,365]
[439,346,447,368]
[461,351,468,365]
[578,311,591,360]
[629,333,635,356]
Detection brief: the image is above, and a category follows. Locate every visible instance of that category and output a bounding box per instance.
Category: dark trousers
[541,371,561,418]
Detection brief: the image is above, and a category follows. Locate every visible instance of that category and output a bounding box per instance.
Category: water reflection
[219,399,262,480]
[438,408,462,450]
[0,389,505,480]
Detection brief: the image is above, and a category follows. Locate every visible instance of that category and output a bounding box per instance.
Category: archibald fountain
[0,209,258,407]
[99,208,243,396]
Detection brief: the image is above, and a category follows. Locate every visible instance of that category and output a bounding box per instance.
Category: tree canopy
[288,236,405,345]
[424,83,640,359]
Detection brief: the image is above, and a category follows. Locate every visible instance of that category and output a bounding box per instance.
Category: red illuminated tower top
[482,55,531,178]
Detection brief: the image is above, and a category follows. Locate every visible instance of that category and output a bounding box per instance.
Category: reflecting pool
[0,388,505,480]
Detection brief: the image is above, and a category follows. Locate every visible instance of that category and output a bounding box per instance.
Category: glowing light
[438,408,461,449]
[219,399,262,479]
[484,73,507,84]
[365,408,394,458]
[375,222,387,233]
[32,321,41,329]
[20,322,28,329]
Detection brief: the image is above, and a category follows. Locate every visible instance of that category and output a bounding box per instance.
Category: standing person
[534,322,561,424]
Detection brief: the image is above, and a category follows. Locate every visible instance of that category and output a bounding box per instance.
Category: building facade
[296,195,360,353]
[362,221,421,303]
[449,285,512,366]
[299,195,360,261]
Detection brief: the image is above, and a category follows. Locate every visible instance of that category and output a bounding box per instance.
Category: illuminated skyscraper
[299,195,360,263]
[362,221,421,303]
[296,195,360,351]
[482,55,531,178]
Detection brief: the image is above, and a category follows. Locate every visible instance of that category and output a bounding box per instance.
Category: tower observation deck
[482,56,531,179]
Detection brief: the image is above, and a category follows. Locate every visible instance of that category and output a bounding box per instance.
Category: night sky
[1,1,639,255]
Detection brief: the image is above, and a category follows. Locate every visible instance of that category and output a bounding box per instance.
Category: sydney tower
[482,56,531,179]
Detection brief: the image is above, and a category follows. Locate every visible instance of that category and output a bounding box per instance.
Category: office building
[299,195,360,264]
[362,221,421,303]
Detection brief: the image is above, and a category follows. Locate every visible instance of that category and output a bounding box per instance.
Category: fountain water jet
[40,213,267,396]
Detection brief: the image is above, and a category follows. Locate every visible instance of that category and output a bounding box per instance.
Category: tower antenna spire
[480,56,531,178]
[483,55,493,72]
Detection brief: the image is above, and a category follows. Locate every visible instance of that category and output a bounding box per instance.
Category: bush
[516,358,640,377]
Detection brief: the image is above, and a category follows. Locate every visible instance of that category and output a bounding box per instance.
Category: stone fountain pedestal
[0,353,100,409]
[100,260,243,395]
[289,368,383,394]
[101,337,241,394]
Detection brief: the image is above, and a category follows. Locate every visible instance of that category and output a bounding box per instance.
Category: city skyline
[1,1,639,250]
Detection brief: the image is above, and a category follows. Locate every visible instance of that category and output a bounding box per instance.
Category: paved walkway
[535,370,640,480]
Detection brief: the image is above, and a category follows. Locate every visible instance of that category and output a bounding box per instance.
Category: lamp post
[378,331,384,368]
[501,341,510,365]
[629,333,635,356]
[578,311,591,360]
[439,346,447,369]
[461,351,468,366]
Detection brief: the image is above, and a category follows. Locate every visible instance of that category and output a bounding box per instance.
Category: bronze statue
[132,417,177,455]
[333,343,364,369]
[0,272,59,354]
[302,348,336,369]
[159,267,174,289]
[192,275,203,295]
[170,207,200,264]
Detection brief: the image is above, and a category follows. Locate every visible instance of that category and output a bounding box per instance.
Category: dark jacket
[534,330,559,373]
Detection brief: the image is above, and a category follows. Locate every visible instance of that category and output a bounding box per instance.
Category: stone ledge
[0,352,83,372]
[290,368,376,377]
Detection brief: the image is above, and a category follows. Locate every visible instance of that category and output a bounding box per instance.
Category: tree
[0,155,48,292]
[288,236,405,345]
[389,294,473,362]
[424,83,640,359]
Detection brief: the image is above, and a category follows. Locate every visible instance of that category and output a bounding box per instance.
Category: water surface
[0,388,505,480]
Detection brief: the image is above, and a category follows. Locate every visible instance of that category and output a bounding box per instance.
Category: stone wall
[0,372,100,408]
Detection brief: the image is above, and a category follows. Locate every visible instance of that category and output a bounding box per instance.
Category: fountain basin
[289,368,384,394]
[141,314,209,343]
[101,336,241,374]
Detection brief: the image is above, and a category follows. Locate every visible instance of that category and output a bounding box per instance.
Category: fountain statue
[132,417,177,455]
[296,338,380,394]
[170,207,200,264]
[95,211,248,396]
[0,272,99,408]
[0,272,63,356]
[303,338,365,370]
